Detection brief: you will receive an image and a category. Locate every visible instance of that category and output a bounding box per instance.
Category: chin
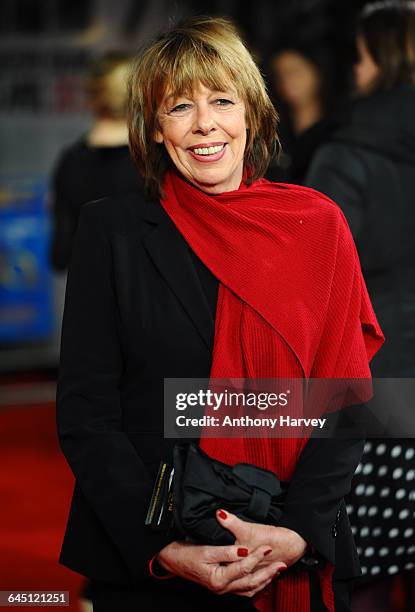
[192,181,226,195]
[195,169,236,185]
[192,169,226,182]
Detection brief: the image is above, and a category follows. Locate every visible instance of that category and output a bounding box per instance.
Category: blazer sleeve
[277,408,366,566]
[56,202,176,581]
[267,327,367,567]
[49,155,79,272]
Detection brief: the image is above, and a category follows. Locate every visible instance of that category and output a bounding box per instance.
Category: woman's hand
[216,509,308,568]
[156,540,287,598]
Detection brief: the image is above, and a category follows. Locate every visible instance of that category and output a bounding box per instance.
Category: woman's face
[155,82,247,194]
[354,34,380,94]
[272,51,321,107]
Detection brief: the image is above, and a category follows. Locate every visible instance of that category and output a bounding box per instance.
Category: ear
[153,129,164,144]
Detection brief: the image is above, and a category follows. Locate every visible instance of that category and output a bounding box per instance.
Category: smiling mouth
[189,144,226,155]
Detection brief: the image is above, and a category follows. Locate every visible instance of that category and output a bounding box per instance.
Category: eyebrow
[164,89,237,104]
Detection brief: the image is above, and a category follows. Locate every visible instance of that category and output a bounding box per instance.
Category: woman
[50,51,141,272]
[266,42,336,184]
[56,17,384,612]
[305,2,415,610]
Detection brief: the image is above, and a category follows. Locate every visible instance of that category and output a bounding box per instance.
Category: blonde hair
[127,16,280,198]
[87,51,133,120]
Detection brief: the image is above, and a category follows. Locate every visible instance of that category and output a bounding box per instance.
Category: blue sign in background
[0,175,54,342]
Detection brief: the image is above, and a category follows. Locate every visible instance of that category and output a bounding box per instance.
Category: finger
[233,578,273,598]
[216,546,264,583]
[216,509,250,541]
[230,574,274,596]
[224,557,287,594]
[204,543,250,564]
[218,561,282,596]
[234,576,274,599]
[250,556,287,571]
[218,545,284,587]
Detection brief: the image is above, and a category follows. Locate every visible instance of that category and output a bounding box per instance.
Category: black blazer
[56,191,364,589]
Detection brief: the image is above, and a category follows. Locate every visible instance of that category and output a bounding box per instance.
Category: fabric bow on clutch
[173,442,287,545]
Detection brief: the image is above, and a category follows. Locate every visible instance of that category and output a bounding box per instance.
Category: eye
[169,103,192,114]
[215,98,234,107]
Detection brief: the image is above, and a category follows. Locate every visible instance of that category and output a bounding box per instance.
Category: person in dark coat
[49,51,142,272]
[305,2,415,610]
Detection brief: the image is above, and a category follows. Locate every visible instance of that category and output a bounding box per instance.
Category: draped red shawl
[160,169,384,611]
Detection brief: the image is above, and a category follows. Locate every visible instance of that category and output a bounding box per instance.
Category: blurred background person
[49,50,142,273]
[266,41,337,183]
[305,2,415,610]
[48,50,142,612]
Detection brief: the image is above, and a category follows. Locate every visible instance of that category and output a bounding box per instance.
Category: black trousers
[90,572,353,611]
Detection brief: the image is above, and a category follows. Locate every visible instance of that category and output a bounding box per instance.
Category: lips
[188,142,227,162]
[191,144,225,155]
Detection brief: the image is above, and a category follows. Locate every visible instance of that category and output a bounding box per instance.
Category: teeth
[192,144,224,155]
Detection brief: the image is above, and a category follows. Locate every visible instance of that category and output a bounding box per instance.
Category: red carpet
[0,401,85,611]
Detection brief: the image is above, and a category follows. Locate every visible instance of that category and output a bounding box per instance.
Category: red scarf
[160,169,384,611]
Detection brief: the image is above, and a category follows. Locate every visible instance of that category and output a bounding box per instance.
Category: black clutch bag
[145,442,323,570]
[173,442,286,545]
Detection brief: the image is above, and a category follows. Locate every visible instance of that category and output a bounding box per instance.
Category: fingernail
[217,509,227,520]
[279,566,287,572]
[237,547,249,557]
[264,549,273,556]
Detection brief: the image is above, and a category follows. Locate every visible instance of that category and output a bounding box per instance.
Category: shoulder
[55,138,88,164]
[79,191,162,235]
[52,138,89,179]
[265,180,356,251]
[309,140,362,161]
[265,180,343,219]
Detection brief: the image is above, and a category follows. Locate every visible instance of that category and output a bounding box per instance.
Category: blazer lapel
[141,199,215,351]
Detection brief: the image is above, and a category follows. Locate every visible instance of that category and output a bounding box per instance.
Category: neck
[87,118,129,147]
[291,99,322,135]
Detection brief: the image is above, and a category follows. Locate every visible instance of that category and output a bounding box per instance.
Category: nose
[192,101,216,135]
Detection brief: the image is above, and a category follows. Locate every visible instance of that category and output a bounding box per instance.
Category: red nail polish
[217,509,227,520]
[264,549,272,556]
[237,547,249,557]
[279,566,287,572]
